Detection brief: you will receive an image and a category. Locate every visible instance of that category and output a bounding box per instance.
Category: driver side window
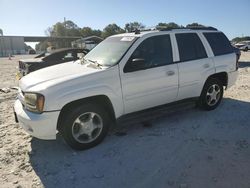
[124,35,173,73]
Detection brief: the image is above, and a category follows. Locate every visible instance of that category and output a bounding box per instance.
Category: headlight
[24,92,45,113]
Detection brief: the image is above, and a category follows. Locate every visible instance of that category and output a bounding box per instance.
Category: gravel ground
[0,53,250,188]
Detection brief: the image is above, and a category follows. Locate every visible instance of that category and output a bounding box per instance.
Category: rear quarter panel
[214,53,237,73]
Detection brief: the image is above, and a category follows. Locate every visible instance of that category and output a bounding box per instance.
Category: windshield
[84,36,137,66]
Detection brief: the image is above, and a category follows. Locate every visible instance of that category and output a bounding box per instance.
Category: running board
[117,98,198,125]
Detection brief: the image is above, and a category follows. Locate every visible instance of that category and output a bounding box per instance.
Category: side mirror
[124,58,146,72]
[132,58,145,64]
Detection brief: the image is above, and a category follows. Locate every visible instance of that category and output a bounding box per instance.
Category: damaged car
[17,48,89,79]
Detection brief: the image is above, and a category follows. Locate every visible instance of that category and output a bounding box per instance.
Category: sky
[0,0,249,41]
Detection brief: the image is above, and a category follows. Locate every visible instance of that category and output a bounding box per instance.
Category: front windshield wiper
[85,58,103,69]
[79,57,87,64]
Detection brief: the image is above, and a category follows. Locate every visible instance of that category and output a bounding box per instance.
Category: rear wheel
[244,47,248,52]
[198,78,223,111]
[60,103,110,150]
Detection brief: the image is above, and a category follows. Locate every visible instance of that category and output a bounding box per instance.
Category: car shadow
[29,98,250,188]
[239,61,250,68]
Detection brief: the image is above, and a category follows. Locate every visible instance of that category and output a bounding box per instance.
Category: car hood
[19,61,101,91]
[20,58,43,64]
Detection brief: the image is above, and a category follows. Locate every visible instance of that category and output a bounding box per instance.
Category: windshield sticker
[120,37,135,42]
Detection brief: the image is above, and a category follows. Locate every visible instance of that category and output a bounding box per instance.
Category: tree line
[231,36,250,43]
[1,22,250,49]
[36,21,209,51]
[2,22,247,51]
[45,21,207,38]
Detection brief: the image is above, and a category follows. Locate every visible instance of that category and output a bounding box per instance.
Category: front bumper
[14,99,60,140]
[227,71,239,89]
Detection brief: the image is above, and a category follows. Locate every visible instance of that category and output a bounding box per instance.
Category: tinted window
[176,33,207,62]
[124,35,173,72]
[203,32,233,56]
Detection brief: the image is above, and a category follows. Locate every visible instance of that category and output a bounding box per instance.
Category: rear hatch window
[203,32,233,56]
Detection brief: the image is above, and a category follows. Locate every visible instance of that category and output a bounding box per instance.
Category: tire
[60,103,110,150]
[244,47,248,52]
[198,78,224,111]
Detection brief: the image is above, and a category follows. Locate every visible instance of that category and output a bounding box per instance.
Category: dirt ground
[0,53,250,188]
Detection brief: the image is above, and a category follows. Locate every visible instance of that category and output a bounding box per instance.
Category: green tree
[186,23,205,28]
[64,20,79,30]
[91,29,102,37]
[102,24,125,38]
[35,40,49,51]
[0,28,3,36]
[156,22,182,29]
[43,20,81,49]
[46,21,81,37]
[232,36,250,43]
[81,27,102,37]
[81,27,93,37]
[124,22,145,32]
[50,22,66,36]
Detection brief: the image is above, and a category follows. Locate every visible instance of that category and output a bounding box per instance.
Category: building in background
[0,35,82,57]
[0,35,101,57]
[71,36,103,51]
[0,36,25,57]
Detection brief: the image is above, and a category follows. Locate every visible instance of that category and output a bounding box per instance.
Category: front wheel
[60,103,110,150]
[198,78,224,111]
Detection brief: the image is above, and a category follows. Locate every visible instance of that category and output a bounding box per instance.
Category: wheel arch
[57,95,116,131]
[199,72,228,97]
[207,72,228,87]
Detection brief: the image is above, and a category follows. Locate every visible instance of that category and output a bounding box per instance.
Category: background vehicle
[235,41,250,51]
[28,49,36,54]
[14,27,238,150]
[17,48,89,78]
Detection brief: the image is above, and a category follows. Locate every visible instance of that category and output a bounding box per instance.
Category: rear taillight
[236,55,239,70]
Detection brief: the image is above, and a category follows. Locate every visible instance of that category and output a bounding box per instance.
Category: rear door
[175,32,215,100]
[120,34,179,114]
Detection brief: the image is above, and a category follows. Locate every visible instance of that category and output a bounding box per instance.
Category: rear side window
[203,32,233,56]
[176,33,207,62]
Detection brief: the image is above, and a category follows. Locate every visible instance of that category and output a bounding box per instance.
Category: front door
[120,34,179,114]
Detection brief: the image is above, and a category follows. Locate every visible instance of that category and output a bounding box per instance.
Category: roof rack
[133,27,156,34]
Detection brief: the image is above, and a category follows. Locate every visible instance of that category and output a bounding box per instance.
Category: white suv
[14,27,238,150]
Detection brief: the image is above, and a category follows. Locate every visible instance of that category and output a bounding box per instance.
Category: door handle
[203,64,210,68]
[166,70,175,76]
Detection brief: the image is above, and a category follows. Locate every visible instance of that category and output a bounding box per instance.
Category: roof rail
[187,26,218,31]
[133,26,218,34]
[156,26,218,31]
[132,27,156,34]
